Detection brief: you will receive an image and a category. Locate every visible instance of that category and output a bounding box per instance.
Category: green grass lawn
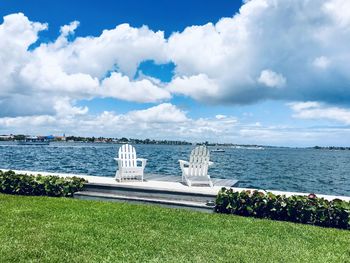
[1,194,350,263]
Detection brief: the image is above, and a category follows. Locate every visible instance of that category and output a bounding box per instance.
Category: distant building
[0,134,14,140]
[55,134,66,141]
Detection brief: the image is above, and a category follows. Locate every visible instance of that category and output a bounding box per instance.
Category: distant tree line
[64,136,192,145]
[0,134,269,147]
[313,146,350,150]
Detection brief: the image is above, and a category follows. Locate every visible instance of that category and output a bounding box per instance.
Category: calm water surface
[0,142,349,196]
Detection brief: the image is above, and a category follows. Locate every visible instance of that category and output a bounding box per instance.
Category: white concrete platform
[1,169,350,202]
[1,169,237,195]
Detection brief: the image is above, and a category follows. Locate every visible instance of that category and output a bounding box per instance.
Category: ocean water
[0,141,349,196]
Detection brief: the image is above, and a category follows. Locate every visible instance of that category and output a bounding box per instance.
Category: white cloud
[313,56,331,69]
[101,73,171,103]
[0,115,56,128]
[127,103,187,123]
[55,23,168,78]
[289,101,320,111]
[0,13,171,117]
[167,74,219,101]
[60,21,79,37]
[289,102,350,124]
[54,99,88,117]
[2,1,350,118]
[1,102,350,147]
[0,13,47,96]
[1,2,350,146]
[238,125,350,147]
[215,114,227,120]
[258,69,286,88]
[166,0,350,103]
[323,0,350,27]
[0,103,238,142]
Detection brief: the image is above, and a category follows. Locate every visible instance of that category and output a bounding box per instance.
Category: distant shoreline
[1,135,349,149]
[312,146,350,151]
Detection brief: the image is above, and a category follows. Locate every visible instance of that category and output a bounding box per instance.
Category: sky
[0,0,350,146]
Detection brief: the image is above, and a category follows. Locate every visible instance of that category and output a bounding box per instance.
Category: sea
[0,141,349,196]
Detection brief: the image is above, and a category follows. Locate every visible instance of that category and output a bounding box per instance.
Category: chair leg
[115,170,119,181]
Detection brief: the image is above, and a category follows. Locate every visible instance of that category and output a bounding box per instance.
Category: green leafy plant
[0,170,87,197]
[215,188,350,229]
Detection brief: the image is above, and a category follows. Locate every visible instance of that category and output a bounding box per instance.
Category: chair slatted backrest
[118,144,137,168]
[188,146,210,176]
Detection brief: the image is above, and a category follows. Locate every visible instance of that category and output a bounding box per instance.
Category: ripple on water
[0,142,350,196]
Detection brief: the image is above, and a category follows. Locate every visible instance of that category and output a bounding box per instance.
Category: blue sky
[0,0,350,146]
[0,0,242,38]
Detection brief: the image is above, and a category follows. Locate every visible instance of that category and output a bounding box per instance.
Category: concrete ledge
[85,182,217,197]
[74,191,214,213]
[1,169,350,202]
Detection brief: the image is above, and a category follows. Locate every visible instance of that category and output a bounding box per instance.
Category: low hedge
[215,188,350,229]
[0,170,87,197]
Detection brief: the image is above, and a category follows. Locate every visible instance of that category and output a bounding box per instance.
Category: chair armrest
[179,160,189,169]
[114,158,123,170]
[114,157,122,164]
[137,158,147,167]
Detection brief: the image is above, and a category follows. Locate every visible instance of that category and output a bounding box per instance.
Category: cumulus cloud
[167,74,219,101]
[215,114,227,120]
[127,103,188,123]
[0,115,56,128]
[323,0,350,27]
[0,13,47,96]
[0,103,239,142]
[289,102,350,124]
[101,73,171,103]
[167,0,350,104]
[257,70,286,88]
[0,13,170,117]
[313,56,331,69]
[60,20,79,37]
[1,1,350,144]
[54,99,88,117]
[2,1,350,118]
[237,125,350,147]
[1,102,349,146]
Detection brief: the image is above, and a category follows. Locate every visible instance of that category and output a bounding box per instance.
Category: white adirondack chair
[179,146,214,187]
[114,144,147,181]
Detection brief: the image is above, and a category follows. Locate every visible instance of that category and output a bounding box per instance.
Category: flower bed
[0,170,87,197]
[215,188,350,229]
